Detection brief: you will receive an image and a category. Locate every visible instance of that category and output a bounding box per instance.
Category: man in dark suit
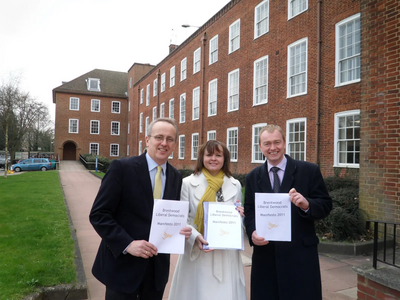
[244,124,332,300]
[90,118,191,300]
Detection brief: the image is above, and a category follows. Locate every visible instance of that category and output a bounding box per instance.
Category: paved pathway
[59,160,372,300]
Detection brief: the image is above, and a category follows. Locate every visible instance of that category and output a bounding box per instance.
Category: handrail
[79,155,104,171]
[366,220,400,269]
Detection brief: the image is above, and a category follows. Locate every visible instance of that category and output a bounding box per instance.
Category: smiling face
[259,129,286,166]
[203,146,224,176]
[145,121,177,165]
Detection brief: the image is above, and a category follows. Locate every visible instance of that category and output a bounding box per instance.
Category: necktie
[153,166,162,199]
[271,167,280,193]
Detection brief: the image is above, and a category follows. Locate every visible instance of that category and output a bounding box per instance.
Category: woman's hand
[195,235,213,252]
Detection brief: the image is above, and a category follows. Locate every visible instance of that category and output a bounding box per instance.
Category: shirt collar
[267,155,287,172]
[145,153,167,173]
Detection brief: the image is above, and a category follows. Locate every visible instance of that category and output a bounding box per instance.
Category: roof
[52,69,128,103]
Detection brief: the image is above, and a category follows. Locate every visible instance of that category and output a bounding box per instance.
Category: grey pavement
[59,160,372,300]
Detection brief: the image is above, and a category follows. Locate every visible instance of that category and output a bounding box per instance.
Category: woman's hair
[194,140,232,177]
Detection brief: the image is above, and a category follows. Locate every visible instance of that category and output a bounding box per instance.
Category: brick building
[53,69,128,160]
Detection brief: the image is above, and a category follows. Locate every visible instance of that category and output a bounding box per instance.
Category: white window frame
[161,73,166,92]
[90,120,100,135]
[139,141,143,155]
[181,57,187,81]
[286,118,307,161]
[253,55,269,105]
[153,79,157,97]
[208,79,218,116]
[69,119,79,133]
[112,101,121,113]
[160,103,165,118]
[110,144,119,157]
[334,110,360,168]
[169,98,174,119]
[170,66,175,87]
[192,87,200,120]
[91,99,100,112]
[128,122,130,134]
[287,37,308,98]
[229,19,240,54]
[193,47,201,74]
[288,0,308,20]
[152,106,157,121]
[227,127,238,162]
[69,97,79,111]
[90,143,99,156]
[127,145,129,156]
[252,123,267,163]
[335,13,361,87]
[87,78,100,91]
[146,84,150,106]
[207,130,216,141]
[179,135,185,159]
[179,93,186,124]
[111,121,120,136]
[140,88,144,104]
[128,101,131,112]
[145,117,149,136]
[139,113,143,133]
[254,0,269,39]
[209,35,218,65]
[191,133,199,160]
[129,77,132,89]
[228,69,240,112]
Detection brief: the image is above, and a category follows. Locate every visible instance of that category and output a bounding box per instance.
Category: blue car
[11,158,53,172]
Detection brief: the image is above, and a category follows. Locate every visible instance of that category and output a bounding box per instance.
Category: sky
[0,0,230,121]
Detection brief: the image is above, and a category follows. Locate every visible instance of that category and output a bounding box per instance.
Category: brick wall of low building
[357,274,400,300]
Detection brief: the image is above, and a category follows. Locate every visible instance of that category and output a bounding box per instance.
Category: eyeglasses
[149,135,175,143]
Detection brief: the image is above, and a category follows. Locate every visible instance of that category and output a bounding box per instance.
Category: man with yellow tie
[90,118,192,300]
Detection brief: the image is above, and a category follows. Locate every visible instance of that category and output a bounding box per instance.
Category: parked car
[11,158,53,172]
[0,156,11,169]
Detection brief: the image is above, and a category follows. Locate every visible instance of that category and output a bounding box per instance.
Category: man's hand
[179,226,192,240]
[289,188,309,210]
[252,230,269,246]
[126,240,158,258]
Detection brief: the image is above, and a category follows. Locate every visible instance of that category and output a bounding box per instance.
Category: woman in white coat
[169,140,246,300]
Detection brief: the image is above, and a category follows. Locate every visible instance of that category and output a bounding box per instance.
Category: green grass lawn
[0,171,76,300]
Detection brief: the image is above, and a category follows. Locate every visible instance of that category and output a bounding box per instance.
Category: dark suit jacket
[244,155,332,300]
[89,153,182,294]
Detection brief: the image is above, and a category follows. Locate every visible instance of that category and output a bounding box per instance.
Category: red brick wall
[357,274,400,300]
[359,0,400,223]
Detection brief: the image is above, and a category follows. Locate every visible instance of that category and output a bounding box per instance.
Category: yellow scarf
[193,168,225,235]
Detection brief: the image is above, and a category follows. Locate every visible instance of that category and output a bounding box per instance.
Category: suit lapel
[280,155,296,193]
[134,154,154,210]
[257,163,274,193]
[164,162,177,200]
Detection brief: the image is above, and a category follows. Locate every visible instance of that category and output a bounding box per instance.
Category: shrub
[232,173,246,187]
[179,168,193,178]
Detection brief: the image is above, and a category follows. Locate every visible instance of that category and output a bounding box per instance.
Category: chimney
[169,44,178,54]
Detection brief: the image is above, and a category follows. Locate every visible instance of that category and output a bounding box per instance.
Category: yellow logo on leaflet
[219,229,229,236]
[268,222,279,230]
[162,232,173,240]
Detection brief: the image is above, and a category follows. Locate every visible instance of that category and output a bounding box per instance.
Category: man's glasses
[149,135,175,143]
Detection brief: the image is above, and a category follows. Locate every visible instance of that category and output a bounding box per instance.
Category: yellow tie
[153,166,162,199]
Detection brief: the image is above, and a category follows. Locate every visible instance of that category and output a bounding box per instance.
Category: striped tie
[271,167,280,193]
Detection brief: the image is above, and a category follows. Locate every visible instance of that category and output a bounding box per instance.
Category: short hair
[194,140,232,177]
[259,124,286,143]
[147,118,179,141]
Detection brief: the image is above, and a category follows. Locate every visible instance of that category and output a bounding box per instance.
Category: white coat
[168,173,247,300]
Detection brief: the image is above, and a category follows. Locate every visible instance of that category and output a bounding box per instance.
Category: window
[128,122,130,134]
[160,103,165,118]
[228,69,239,112]
[90,143,99,155]
[286,118,306,161]
[90,120,100,134]
[129,77,132,89]
[146,84,150,106]
[191,133,199,160]
[227,128,238,161]
[111,122,120,135]
[139,113,143,133]
[112,101,121,113]
[170,66,175,87]
[91,99,100,112]
[69,119,79,133]
[193,48,201,74]
[207,130,216,141]
[161,73,166,92]
[229,19,240,53]
[252,123,267,162]
[145,117,149,136]
[153,79,157,96]
[139,141,143,155]
[169,99,174,119]
[255,1,269,38]
[288,0,308,19]
[140,89,144,104]
[209,35,218,65]
[152,107,157,121]
[254,55,269,105]
[208,79,218,116]
[69,97,79,110]
[192,87,200,120]
[287,38,308,97]
[128,101,131,112]
[179,135,185,159]
[180,93,186,123]
[181,58,187,81]
[335,14,361,86]
[110,144,119,157]
[127,145,129,156]
[87,78,100,91]
[334,110,360,167]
